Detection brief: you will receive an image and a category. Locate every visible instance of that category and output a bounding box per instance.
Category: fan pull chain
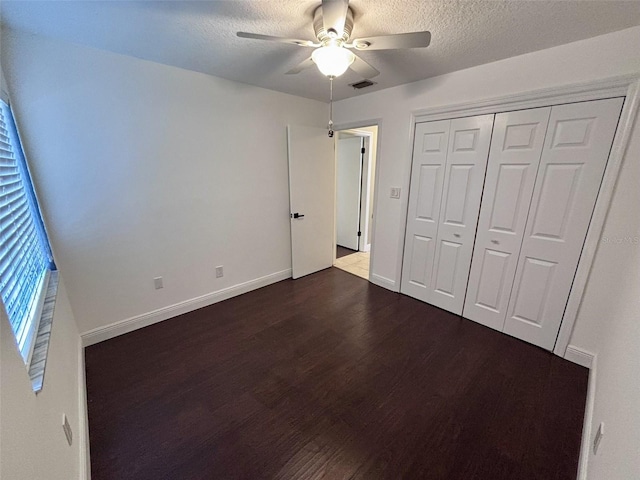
[328,76,334,138]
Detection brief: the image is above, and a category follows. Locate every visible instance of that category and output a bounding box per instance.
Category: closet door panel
[463,107,551,329]
[406,234,434,288]
[401,120,450,302]
[504,97,624,349]
[433,240,461,296]
[429,114,494,314]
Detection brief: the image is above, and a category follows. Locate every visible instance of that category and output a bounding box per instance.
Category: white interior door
[429,114,494,314]
[401,120,450,302]
[336,136,362,251]
[503,97,624,349]
[463,107,551,329]
[287,125,335,279]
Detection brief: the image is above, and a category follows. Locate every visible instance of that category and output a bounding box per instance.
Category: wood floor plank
[85,267,588,479]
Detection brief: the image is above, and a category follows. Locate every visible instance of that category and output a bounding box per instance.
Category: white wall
[334,25,640,480]
[0,280,85,480]
[1,43,86,480]
[582,108,640,480]
[1,29,327,336]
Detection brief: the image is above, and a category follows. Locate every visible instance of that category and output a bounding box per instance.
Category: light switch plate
[153,277,163,289]
[390,187,401,199]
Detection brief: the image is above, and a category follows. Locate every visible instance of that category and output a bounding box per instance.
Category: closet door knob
[453,233,461,238]
[491,239,500,245]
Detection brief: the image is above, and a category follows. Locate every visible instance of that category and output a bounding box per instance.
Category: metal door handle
[453,233,461,238]
[491,239,499,245]
[291,213,305,219]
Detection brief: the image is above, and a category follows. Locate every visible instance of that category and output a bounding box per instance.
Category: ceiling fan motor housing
[313,6,354,43]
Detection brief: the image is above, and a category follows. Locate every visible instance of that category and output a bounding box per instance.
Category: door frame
[336,130,375,252]
[332,121,383,282]
[398,74,640,358]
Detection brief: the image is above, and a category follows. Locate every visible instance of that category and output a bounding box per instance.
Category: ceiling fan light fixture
[311,45,355,77]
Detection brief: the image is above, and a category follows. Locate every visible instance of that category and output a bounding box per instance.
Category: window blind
[0,100,54,353]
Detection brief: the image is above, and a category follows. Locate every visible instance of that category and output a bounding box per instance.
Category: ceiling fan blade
[352,31,431,50]
[349,54,380,79]
[237,32,317,47]
[322,0,349,37]
[286,57,315,75]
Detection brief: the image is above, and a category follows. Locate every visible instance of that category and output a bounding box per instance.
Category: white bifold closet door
[401,115,493,313]
[401,120,450,302]
[502,97,624,349]
[463,107,551,329]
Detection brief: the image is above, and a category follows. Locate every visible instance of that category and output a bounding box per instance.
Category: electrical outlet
[62,414,73,446]
[215,266,224,278]
[390,187,401,199]
[593,422,604,454]
[154,277,163,289]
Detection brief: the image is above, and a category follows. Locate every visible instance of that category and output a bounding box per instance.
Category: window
[0,99,55,364]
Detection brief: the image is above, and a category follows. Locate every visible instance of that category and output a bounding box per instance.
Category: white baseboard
[81,269,292,346]
[78,339,91,479]
[577,355,598,480]
[370,273,397,291]
[565,345,595,369]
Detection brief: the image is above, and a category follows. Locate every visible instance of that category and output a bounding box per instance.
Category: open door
[336,136,363,251]
[287,125,335,279]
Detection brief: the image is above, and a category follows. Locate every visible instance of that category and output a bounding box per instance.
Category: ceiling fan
[236,0,431,79]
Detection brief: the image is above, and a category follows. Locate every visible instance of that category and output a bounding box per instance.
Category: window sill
[27,270,59,393]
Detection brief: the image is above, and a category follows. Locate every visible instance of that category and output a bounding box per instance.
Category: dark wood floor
[85,268,588,480]
[336,245,357,259]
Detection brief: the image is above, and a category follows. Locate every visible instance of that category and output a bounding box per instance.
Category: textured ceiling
[2,1,639,101]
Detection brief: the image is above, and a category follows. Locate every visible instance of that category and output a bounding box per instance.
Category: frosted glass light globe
[312,45,355,77]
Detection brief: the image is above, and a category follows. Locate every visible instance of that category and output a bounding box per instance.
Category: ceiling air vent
[350,80,377,90]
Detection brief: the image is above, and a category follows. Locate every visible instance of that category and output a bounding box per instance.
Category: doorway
[333,126,378,280]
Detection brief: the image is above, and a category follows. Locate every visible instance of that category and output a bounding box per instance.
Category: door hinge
[357,231,362,237]
[361,147,366,154]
